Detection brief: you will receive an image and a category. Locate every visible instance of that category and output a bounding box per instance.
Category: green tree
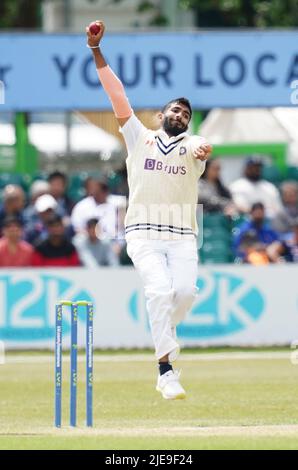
[111,0,298,28]
[0,0,42,29]
[111,0,168,26]
[178,0,298,28]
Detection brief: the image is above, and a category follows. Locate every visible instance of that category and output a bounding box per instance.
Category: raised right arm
[86,21,133,127]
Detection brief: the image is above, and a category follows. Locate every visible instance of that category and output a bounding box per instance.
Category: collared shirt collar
[155,128,188,142]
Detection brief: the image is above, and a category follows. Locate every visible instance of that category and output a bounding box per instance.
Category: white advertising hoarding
[0,266,297,349]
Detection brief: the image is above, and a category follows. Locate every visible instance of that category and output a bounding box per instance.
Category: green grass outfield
[1,350,298,450]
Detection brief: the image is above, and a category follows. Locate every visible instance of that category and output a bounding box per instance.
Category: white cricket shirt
[120,114,206,240]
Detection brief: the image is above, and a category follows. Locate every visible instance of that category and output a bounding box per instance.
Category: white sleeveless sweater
[125,127,206,241]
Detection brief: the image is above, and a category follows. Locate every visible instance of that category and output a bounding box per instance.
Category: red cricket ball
[89,22,101,35]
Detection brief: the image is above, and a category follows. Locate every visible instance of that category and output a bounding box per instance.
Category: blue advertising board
[0,31,297,110]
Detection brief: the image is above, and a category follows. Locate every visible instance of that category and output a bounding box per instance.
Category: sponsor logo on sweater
[144,159,186,175]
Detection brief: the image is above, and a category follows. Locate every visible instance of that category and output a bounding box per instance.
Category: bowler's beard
[163,117,188,137]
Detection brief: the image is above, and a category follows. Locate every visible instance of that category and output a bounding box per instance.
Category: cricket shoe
[156,370,186,400]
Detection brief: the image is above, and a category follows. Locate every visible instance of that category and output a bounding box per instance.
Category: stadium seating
[0,166,296,266]
[261,166,283,185]
[287,166,298,181]
[199,213,233,264]
[0,173,32,199]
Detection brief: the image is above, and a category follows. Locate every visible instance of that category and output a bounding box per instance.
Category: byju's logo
[144,159,156,170]
[0,274,93,342]
[128,272,265,339]
[144,158,187,175]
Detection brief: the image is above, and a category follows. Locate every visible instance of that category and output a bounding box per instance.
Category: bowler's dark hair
[162,98,192,118]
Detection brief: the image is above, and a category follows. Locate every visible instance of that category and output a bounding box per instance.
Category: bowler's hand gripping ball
[89,22,101,35]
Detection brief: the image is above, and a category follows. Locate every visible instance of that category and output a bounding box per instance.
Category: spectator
[279,218,298,262]
[233,202,280,261]
[0,216,33,267]
[73,218,119,267]
[23,180,51,228]
[25,194,58,245]
[25,193,74,245]
[0,185,25,235]
[48,171,74,216]
[198,159,235,214]
[32,214,80,267]
[229,157,282,218]
[84,176,98,198]
[272,181,298,235]
[71,177,118,239]
[238,231,271,265]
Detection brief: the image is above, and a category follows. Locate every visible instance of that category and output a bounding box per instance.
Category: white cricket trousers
[127,238,198,362]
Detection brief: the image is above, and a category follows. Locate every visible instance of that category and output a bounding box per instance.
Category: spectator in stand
[73,218,119,267]
[84,176,98,197]
[229,157,282,219]
[25,194,58,245]
[278,218,298,263]
[272,181,298,235]
[23,180,51,228]
[48,171,74,216]
[238,231,271,265]
[0,216,33,267]
[32,214,80,267]
[0,185,25,235]
[25,193,74,245]
[71,177,117,239]
[198,158,235,215]
[233,202,280,262]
